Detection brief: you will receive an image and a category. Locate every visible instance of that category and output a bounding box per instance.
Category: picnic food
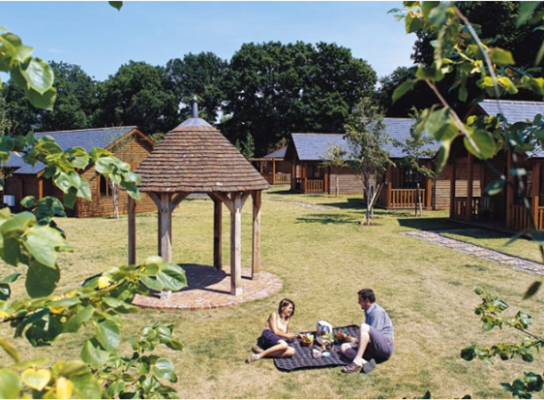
[300,333,314,346]
[335,331,350,342]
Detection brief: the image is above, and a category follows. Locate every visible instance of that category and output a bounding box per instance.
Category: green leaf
[70,373,102,399]
[58,361,88,378]
[26,261,60,298]
[20,196,36,209]
[517,2,541,26]
[21,368,51,391]
[155,263,187,291]
[434,144,450,175]
[392,79,416,104]
[25,86,56,111]
[93,319,121,352]
[0,368,21,399]
[415,65,444,81]
[505,230,526,247]
[0,272,20,284]
[64,305,94,333]
[23,225,65,269]
[463,130,496,159]
[151,358,177,383]
[20,58,54,94]
[80,339,109,368]
[109,1,123,10]
[165,340,183,351]
[106,379,125,398]
[0,337,19,363]
[488,48,515,66]
[523,281,542,300]
[484,179,505,196]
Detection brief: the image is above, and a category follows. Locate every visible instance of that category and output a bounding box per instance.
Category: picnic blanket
[273,325,359,372]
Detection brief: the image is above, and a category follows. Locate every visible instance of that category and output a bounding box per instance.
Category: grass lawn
[2,184,544,398]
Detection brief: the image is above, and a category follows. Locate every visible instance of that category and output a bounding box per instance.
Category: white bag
[316,320,333,336]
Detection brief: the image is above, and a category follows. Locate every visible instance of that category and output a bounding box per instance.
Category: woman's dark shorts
[257,329,282,350]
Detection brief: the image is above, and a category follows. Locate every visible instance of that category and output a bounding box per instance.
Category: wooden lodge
[249,147,291,185]
[284,119,451,210]
[3,126,156,217]
[449,99,544,232]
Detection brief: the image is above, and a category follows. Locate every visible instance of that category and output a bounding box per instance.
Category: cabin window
[99,176,111,197]
[403,168,422,188]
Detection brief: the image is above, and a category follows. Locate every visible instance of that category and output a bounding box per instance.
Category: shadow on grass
[296,213,361,225]
[318,198,364,210]
[397,217,461,231]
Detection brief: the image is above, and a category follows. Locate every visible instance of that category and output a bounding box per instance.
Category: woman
[246,298,299,363]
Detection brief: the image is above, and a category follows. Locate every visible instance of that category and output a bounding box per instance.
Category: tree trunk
[111,181,119,219]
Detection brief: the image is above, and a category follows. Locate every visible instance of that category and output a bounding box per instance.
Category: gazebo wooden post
[128,196,136,265]
[230,192,243,295]
[251,190,262,278]
[213,197,222,270]
[158,193,173,262]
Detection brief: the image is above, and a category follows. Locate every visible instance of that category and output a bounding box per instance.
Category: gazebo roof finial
[192,96,198,118]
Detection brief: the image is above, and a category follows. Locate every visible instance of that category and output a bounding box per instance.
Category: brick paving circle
[132,264,283,311]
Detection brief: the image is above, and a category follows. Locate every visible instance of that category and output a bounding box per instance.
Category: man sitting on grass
[340,288,394,374]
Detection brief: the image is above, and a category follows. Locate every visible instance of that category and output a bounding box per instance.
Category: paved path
[403,229,544,276]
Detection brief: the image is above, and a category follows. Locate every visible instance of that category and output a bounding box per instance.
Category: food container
[312,348,322,359]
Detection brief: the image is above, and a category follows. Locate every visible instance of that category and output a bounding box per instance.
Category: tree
[392,107,436,216]
[0,4,187,397]
[376,66,438,117]
[321,145,348,198]
[165,52,228,124]
[221,41,377,155]
[392,1,544,396]
[344,97,392,225]
[95,61,179,134]
[38,61,98,131]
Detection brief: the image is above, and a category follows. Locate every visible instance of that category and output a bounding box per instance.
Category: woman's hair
[278,298,295,318]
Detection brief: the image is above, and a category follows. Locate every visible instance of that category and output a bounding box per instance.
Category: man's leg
[341,323,373,373]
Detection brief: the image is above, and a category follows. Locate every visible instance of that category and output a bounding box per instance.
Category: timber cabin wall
[329,166,364,195]
[433,165,452,210]
[75,133,156,217]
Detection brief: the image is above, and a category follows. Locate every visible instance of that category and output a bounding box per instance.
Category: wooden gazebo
[127,101,270,295]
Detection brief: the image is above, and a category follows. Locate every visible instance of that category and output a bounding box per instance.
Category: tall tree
[95,61,179,134]
[344,97,392,225]
[165,52,228,124]
[222,41,377,155]
[321,145,348,198]
[39,61,98,131]
[392,108,436,216]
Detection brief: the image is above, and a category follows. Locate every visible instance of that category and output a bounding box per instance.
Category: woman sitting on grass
[246,298,299,363]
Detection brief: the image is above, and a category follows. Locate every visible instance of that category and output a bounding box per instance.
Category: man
[340,288,394,374]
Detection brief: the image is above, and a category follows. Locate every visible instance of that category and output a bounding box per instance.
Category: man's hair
[357,288,376,303]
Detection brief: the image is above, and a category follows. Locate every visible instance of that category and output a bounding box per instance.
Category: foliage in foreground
[392,1,544,398]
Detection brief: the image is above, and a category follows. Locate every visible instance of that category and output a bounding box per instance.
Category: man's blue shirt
[365,302,394,342]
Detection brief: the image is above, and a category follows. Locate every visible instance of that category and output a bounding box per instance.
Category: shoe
[246,353,260,363]
[341,362,363,374]
[362,359,376,374]
[252,344,264,354]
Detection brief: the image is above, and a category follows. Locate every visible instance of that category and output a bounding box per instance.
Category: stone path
[403,229,544,276]
[132,265,283,311]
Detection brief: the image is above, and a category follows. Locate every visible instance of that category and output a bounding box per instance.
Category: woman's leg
[247,340,295,362]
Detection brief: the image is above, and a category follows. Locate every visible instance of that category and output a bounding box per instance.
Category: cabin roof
[135,118,270,193]
[289,118,438,161]
[5,126,139,175]
[475,99,544,158]
[264,147,286,159]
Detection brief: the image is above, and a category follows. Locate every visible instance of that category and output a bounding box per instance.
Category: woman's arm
[268,313,297,339]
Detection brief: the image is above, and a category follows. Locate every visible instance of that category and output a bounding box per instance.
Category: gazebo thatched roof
[135,118,270,193]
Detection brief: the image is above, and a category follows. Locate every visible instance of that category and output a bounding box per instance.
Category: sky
[1,1,418,83]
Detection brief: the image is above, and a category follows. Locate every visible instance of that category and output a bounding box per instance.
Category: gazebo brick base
[132,265,283,311]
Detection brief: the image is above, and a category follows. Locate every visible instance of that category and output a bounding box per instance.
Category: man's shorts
[365,326,394,362]
[257,329,282,350]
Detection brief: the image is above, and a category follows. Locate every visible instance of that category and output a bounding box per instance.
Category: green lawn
[2,185,544,399]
